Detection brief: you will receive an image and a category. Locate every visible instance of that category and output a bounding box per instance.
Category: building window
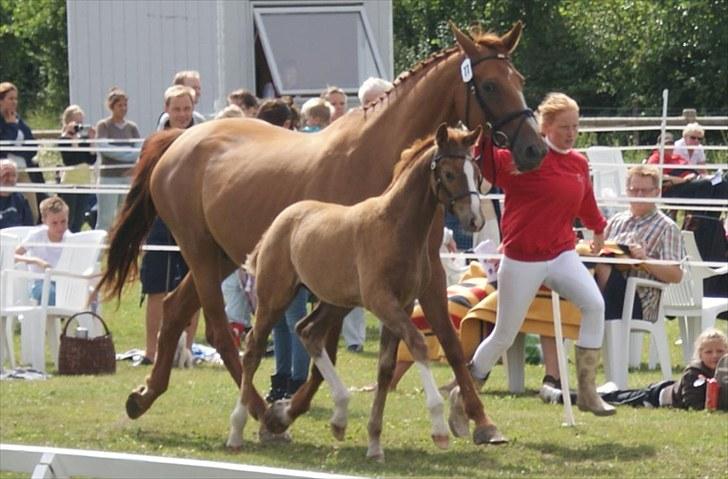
[254,5,385,96]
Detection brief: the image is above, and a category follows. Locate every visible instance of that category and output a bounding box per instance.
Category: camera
[73,123,90,138]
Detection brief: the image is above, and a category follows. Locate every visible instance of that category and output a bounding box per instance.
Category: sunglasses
[627,186,658,196]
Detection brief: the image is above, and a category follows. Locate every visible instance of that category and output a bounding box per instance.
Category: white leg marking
[415,361,448,439]
[313,350,351,429]
[226,397,248,448]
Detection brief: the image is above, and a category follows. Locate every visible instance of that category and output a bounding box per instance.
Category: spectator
[227,89,259,117]
[256,99,292,128]
[0,159,33,228]
[321,86,347,122]
[357,77,393,107]
[595,164,685,318]
[215,104,245,120]
[0,81,46,223]
[647,132,696,188]
[674,122,706,166]
[58,104,97,232]
[137,85,200,366]
[254,102,310,401]
[156,70,206,129]
[94,87,141,232]
[300,98,332,132]
[14,197,70,305]
[449,92,616,429]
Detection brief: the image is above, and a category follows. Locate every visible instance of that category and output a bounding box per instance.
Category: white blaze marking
[464,161,480,218]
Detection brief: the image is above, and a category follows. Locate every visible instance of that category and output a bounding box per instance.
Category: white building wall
[67,0,392,136]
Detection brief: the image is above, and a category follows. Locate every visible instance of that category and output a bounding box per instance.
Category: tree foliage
[394,0,728,115]
[0,0,68,116]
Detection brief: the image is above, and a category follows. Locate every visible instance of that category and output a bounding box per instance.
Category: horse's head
[451,21,546,173]
[431,123,485,233]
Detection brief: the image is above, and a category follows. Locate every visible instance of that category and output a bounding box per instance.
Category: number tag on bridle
[460,58,473,83]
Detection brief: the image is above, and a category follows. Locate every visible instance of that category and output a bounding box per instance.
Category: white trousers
[471,250,604,379]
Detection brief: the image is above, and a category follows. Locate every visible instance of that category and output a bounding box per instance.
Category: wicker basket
[58,312,116,375]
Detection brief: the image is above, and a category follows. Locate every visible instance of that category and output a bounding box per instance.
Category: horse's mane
[388,135,436,189]
[364,29,507,111]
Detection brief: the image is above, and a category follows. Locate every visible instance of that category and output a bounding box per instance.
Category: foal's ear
[450,21,480,59]
[463,125,483,147]
[501,21,523,54]
[435,123,449,148]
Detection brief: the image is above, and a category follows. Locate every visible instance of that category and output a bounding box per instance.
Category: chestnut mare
[98,22,546,446]
[227,125,485,459]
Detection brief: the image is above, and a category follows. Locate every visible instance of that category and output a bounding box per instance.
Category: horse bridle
[462,52,535,150]
[430,149,482,211]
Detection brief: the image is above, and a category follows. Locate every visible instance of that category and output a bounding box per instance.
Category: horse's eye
[481,82,496,93]
[445,171,455,181]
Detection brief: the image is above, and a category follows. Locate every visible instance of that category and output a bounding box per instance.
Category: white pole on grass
[552,290,576,426]
[657,89,669,192]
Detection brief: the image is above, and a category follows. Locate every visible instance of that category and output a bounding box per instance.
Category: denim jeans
[31,279,56,306]
[272,287,310,381]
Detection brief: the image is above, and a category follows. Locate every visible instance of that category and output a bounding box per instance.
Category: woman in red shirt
[451,93,614,432]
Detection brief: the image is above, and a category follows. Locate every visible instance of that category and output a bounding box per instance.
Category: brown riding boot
[575,346,616,416]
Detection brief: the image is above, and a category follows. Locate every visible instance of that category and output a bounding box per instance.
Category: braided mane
[364,30,507,111]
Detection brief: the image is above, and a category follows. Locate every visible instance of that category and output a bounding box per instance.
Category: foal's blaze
[230,125,487,457]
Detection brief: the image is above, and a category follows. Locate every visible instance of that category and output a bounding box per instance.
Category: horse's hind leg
[369,298,449,450]
[264,303,346,436]
[367,325,399,462]
[126,273,200,419]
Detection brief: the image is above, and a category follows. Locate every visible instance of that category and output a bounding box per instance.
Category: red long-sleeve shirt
[484,147,606,262]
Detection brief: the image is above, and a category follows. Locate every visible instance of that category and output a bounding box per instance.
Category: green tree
[0,0,68,117]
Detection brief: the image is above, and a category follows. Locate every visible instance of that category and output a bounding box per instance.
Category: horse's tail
[97,128,185,302]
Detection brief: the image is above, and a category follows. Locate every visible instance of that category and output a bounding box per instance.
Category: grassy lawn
[1,282,727,478]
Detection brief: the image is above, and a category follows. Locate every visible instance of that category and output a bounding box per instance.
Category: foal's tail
[97,129,185,302]
[243,238,263,277]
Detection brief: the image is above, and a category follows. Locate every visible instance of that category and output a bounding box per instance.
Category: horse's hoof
[330,422,346,441]
[262,400,291,434]
[125,387,151,419]
[473,425,508,445]
[431,434,450,450]
[447,387,470,438]
[259,425,292,443]
[366,450,385,463]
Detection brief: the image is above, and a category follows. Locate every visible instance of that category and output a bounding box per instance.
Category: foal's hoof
[366,451,385,463]
[447,387,470,438]
[259,425,292,443]
[431,434,450,450]
[262,399,291,435]
[126,386,152,419]
[473,424,508,445]
[330,422,346,441]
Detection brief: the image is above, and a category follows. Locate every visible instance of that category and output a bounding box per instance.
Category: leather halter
[430,150,482,211]
[462,52,535,150]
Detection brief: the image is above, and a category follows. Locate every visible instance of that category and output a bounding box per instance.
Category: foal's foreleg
[371,300,448,450]
[367,325,399,462]
[126,274,200,419]
[421,244,505,445]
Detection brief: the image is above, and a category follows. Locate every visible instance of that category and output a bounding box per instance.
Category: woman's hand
[590,232,604,255]
[61,121,78,138]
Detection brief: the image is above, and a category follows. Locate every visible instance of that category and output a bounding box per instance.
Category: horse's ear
[435,123,449,147]
[501,21,523,54]
[463,125,483,147]
[450,21,480,59]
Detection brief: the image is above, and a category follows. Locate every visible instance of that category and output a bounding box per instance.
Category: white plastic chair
[603,276,671,389]
[5,230,108,372]
[0,228,44,371]
[586,146,627,217]
[663,231,728,364]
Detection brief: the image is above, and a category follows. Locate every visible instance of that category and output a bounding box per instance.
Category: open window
[254,5,386,96]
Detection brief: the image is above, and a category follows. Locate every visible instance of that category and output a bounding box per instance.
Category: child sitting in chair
[15,197,70,305]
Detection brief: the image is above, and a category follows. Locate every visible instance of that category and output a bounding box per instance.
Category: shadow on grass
[526,440,656,462]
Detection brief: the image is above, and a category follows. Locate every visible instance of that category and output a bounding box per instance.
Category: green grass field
[1,282,727,478]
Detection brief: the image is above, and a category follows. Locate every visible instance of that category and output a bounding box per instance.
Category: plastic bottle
[705,377,719,411]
